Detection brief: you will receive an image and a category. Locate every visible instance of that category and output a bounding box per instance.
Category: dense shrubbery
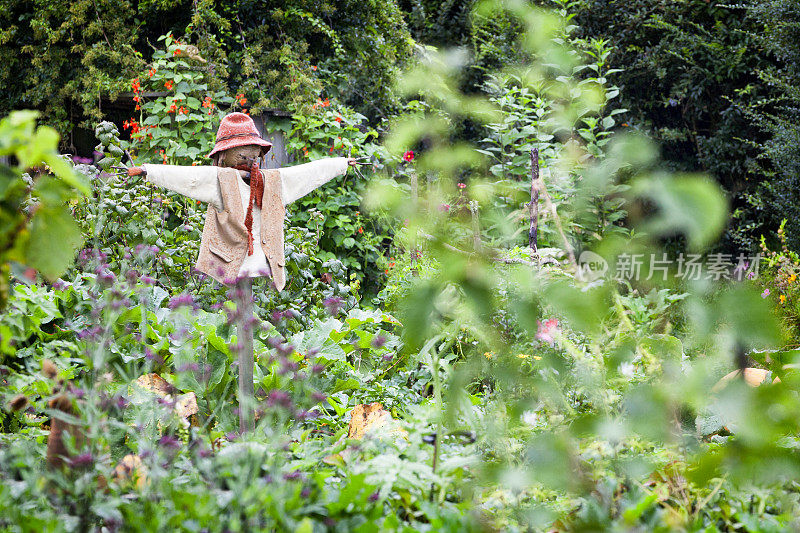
[0,0,414,137]
[5,1,800,531]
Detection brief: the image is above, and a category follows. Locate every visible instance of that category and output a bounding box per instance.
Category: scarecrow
[127,112,357,287]
[125,112,359,431]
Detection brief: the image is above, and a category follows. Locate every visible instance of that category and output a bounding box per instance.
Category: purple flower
[69,453,94,468]
[198,448,213,458]
[267,337,294,357]
[296,409,320,421]
[311,392,327,403]
[323,297,344,316]
[762,288,770,298]
[301,487,311,498]
[369,491,380,502]
[267,389,292,408]
[125,269,140,284]
[382,354,393,362]
[141,276,156,285]
[115,395,129,410]
[747,271,756,280]
[168,293,195,309]
[159,435,181,449]
[176,362,200,373]
[157,397,175,408]
[279,360,298,375]
[283,471,303,481]
[97,270,116,287]
[311,364,325,374]
[371,335,387,349]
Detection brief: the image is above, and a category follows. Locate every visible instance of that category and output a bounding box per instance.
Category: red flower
[535,319,560,346]
[164,80,174,90]
[457,182,466,189]
[357,227,363,234]
[402,150,414,162]
[131,78,140,92]
[173,49,181,56]
[148,67,156,78]
[335,116,342,123]
[239,97,247,105]
[311,65,317,71]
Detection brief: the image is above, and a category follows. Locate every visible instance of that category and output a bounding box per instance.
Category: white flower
[618,362,635,379]
[522,410,538,426]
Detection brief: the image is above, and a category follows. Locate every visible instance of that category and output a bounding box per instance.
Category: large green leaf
[631,173,728,250]
[23,204,82,280]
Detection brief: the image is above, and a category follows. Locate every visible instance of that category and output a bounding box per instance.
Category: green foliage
[0,111,87,308]
[6,1,800,531]
[282,101,396,293]
[0,0,146,134]
[0,0,415,139]
[124,34,235,165]
[479,35,629,247]
[570,0,778,252]
[736,1,800,252]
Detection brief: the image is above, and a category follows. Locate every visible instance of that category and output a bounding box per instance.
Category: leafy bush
[6,1,800,531]
[0,1,415,139]
[0,111,88,308]
[569,0,779,251]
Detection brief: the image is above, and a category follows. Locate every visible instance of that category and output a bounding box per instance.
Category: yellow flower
[484,352,493,360]
[790,274,797,283]
[780,294,786,304]
[516,354,542,360]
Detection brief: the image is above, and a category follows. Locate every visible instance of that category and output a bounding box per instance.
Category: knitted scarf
[233,162,264,255]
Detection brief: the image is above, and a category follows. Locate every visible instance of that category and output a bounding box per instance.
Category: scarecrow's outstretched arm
[279,157,351,206]
[137,164,225,210]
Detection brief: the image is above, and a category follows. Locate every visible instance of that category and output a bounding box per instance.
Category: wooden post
[469,201,482,252]
[529,148,540,259]
[410,171,419,276]
[236,277,255,433]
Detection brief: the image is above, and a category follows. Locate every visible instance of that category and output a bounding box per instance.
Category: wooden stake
[236,277,255,433]
[469,201,482,252]
[529,148,540,259]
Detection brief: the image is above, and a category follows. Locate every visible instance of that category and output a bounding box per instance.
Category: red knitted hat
[207,112,273,159]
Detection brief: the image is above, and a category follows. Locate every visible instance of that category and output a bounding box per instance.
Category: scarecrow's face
[219,144,262,168]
